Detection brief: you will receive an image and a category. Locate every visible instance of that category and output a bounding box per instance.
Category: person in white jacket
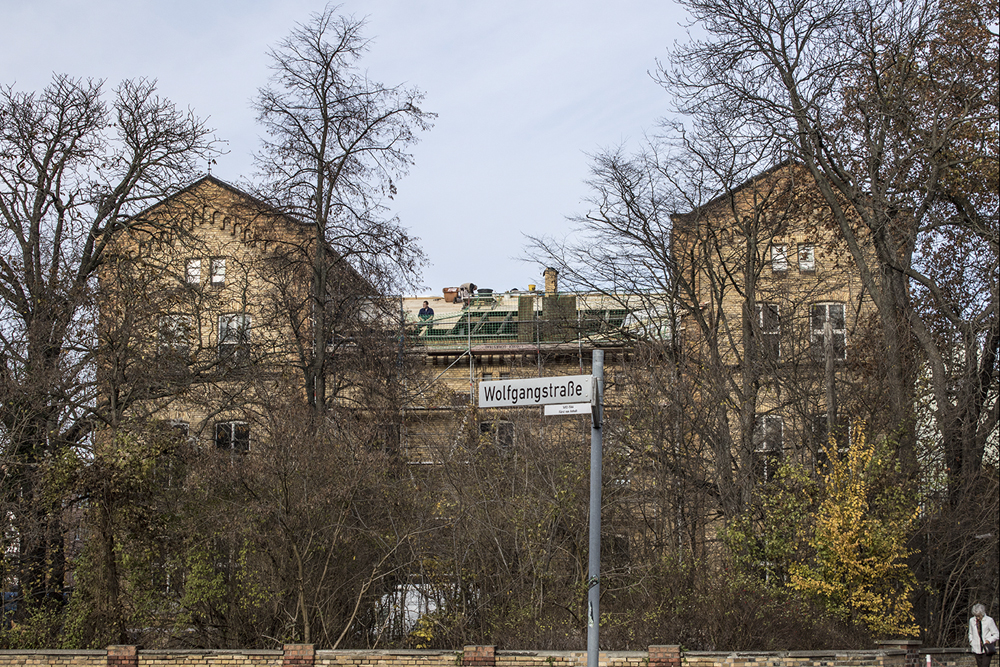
[970,603,1000,667]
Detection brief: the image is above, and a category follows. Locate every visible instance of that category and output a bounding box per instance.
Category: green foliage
[60,546,121,649]
[176,545,227,624]
[64,422,189,647]
[723,462,818,582]
[723,423,920,640]
[0,600,65,649]
[408,607,465,649]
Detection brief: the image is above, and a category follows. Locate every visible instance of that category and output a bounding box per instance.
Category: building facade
[107,165,881,547]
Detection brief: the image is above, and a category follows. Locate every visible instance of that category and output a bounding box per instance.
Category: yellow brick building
[670,162,879,512]
[102,175,333,449]
[106,165,877,525]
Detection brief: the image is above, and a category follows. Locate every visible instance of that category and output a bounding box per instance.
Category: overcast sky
[3,0,690,295]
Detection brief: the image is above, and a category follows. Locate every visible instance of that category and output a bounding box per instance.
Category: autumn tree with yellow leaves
[790,424,920,638]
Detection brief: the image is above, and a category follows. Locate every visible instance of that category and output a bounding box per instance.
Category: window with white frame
[158,315,192,354]
[215,421,250,451]
[798,244,816,272]
[754,302,780,362]
[185,258,201,285]
[810,302,846,361]
[218,313,251,363]
[770,244,788,273]
[210,257,226,286]
[752,414,783,482]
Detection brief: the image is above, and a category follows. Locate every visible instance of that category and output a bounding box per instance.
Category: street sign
[475,362,606,665]
[478,374,594,408]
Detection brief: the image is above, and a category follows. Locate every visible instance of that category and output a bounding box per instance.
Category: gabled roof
[671,159,802,223]
[130,174,305,227]
[127,174,371,290]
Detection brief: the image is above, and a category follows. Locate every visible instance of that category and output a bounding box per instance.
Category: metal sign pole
[476,366,602,658]
[588,349,604,667]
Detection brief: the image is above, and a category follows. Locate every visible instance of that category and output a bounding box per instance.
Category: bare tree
[660,0,997,640]
[530,0,995,641]
[0,74,215,619]
[529,143,863,524]
[128,391,431,650]
[252,6,433,414]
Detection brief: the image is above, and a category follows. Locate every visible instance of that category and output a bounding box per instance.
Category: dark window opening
[218,313,250,364]
[812,413,848,470]
[215,421,250,451]
[810,302,846,361]
[754,302,780,362]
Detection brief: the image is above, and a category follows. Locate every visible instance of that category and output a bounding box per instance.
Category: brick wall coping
[685,650,911,656]
[879,642,923,646]
[140,650,283,656]
[0,649,107,655]
[495,651,647,657]
[113,647,971,657]
[919,649,968,654]
[316,649,458,656]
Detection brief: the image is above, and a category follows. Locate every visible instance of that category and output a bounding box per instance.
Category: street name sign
[476,362,606,665]
[478,374,594,408]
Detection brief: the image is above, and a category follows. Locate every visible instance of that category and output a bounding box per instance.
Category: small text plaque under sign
[544,403,592,416]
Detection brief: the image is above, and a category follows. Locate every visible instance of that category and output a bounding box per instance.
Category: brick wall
[0,649,105,667]
[139,650,282,667]
[315,649,458,667]
[0,645,971,667]
[494,650,647,667]
[877,640,924,667]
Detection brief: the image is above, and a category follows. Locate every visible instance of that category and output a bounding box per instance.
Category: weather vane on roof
[207,158,217,175]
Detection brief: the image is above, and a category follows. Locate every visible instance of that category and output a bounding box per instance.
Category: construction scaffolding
[397,289,672,463]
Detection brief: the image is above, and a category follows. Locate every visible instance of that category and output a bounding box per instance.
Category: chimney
[543,267,558,295]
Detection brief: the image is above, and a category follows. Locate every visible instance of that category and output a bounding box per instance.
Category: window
[752,415,783,482]
[215,421,250,451]
[480,420,514,450]
[185,258,201,285]
[481,372,493,382]
[770,244,788,273]
[210,257,226,286]
[798,244,816,272]
[812,413,847,470]
[158,315,192,354]
[811,302,846,361]
[499,371,511,380]
[218,313,251,364]
[754,302,780,362]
